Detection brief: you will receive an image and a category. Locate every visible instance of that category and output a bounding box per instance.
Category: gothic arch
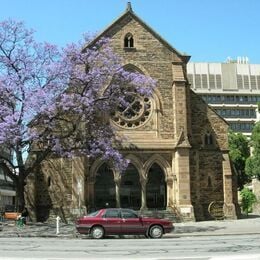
[89,158,115,182]
[100,62,161,107]
[94,163,116,208]
[146,163,167,209]
[120,30,135,48]
[124,154,144,174]
[124,33,134,48]
[102,62,163,114]
[201,128,216,148]
[143,154,171,180]
[123,63,147,75]
[99,63,147,95]
[123,63,163,114]
[118,155,142,210]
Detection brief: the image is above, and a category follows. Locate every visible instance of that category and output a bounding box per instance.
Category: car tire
[149,225,163,239]
[91,226,104,239]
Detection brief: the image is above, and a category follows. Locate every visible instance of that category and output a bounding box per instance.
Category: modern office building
[187,60,260,136]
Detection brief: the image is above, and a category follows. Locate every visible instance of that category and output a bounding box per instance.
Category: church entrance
[94,164,116,209]
[120,163,141,210]
[146,163,166,210]
[92,161,166,211]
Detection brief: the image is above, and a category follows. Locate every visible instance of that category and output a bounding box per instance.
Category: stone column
[72,157,86,216]
[222,152,237,219]
[114,171,121,208]
[166,176,174,208]
[140,174,148,210]
[174,148,195,220]
[87,180,95,211]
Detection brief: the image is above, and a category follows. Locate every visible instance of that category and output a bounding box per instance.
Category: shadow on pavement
[174,225,225,234]
[240,214,260,219]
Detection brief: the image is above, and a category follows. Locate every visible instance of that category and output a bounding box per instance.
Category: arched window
[204,132,214,146]
[146,163,166,210]
[124,33,134,48]
[94,164,116,209]
[120,163,141,210]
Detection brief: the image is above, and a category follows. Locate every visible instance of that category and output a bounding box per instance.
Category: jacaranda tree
[0,19,156,210]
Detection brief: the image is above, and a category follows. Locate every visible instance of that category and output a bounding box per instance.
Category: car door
[101,209,121,235]
[120,209,146,235]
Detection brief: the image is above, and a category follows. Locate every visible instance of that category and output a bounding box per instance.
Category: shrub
[240,187,257,215]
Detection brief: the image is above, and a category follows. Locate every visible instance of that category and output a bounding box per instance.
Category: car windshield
[86,210,100,217]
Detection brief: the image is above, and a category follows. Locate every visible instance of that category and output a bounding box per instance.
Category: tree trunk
[15,176,25,211]
[15,150,26,211]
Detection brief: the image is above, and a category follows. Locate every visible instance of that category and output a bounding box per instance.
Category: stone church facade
[25,4,238,222]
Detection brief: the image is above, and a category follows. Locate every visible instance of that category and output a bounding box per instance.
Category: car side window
[121,209,138,219]
[103,209,119,218]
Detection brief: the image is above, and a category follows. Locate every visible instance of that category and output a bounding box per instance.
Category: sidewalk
[171,215,260,237]
[1,215,260,238]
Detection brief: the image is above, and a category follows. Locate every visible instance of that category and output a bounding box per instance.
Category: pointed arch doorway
[120,163,141,210]
[94,164,116,209]
[146,163,166,210]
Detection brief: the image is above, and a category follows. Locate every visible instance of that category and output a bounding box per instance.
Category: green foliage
[228,130,250,189]
[240,187,257,215]
[245,122,260,180]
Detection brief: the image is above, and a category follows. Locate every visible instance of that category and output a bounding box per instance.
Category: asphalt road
[0,234,260,260]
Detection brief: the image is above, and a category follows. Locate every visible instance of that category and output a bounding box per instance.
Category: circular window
[112,93,152,128]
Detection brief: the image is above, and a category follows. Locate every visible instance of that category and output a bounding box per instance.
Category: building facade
[25,4,238,222]
[187,61,260,136]
[0,148,15,213]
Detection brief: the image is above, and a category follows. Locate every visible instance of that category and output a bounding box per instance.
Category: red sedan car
[75,208,174,239]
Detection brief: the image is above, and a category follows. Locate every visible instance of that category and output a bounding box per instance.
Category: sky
[0,0,260,63]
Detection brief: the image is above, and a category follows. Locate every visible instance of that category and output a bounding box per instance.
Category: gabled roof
[85,2,190,63]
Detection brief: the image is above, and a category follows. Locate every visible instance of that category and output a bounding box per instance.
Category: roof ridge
[84,3,190,62]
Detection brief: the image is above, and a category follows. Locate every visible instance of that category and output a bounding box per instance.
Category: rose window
[112,93,152,128]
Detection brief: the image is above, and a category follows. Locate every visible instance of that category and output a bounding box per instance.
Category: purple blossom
[0,19,156,186]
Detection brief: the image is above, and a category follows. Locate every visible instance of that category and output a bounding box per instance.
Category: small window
[207,176,212,188]
[47,176,51,187]
[204,132,214,146]
[124,33,134,48]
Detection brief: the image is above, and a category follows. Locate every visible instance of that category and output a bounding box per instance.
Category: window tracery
[112,92,152,128]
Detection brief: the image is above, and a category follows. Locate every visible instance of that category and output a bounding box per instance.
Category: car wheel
[91,226,104,239]
[149,225,163,239]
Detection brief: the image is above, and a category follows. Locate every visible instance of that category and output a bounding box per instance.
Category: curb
[1,231,260,239]
[166,231,260,238]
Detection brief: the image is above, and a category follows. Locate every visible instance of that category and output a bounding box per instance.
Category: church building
[25,3,238,222]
